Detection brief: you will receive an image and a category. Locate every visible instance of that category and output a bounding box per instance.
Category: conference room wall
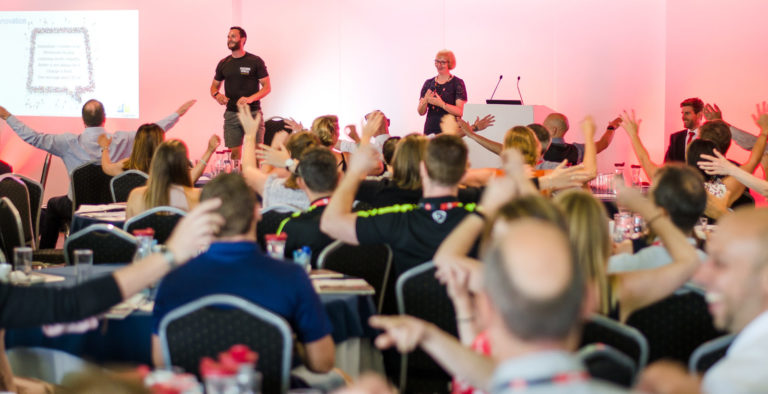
[1,1,765,203]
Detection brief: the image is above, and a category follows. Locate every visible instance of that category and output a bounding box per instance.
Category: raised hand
[581,115,596,139]
[284,117,305,133]
[540,162,592,191]
[697,150,737,176]
[751,101,768,131]
[98,134,112,149]
[620,110,642,137]
[369,315,429,353]
[607,116,622,130]
[345,125,360,144]
[175,99,197,117]
[256,143,290,168]
[207,135,221,152]
[703,103,723,121]
[361,112,384,146]
[236,103,262,137]
[348,143,381,175]
[472,114,496,132]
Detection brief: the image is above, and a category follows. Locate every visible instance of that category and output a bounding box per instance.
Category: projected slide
[0,10,138,118]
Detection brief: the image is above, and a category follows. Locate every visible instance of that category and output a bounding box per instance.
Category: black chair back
[15,175,43,245]
[626,285,724,364]
[396,262,456,393]
[64,224,137,264]
[317,240,392,313]
[0,197,25,260]
[159,294,292,394]
[688,334,736,374]
[124,206,186,244]
[70,162,113,213]
[111,170,149,203]
[578,343,637,388]
[580,314,649,371]
[40,153,52,188]
[0,175,35,248]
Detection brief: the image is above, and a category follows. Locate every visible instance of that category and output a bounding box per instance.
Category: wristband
[607,126,616,130]
[213,92,220,98]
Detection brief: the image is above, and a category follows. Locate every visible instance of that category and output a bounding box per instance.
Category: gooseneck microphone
[516,76,524,105]
[489,75,503,100]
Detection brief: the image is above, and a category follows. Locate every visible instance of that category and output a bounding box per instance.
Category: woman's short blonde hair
[311,115,339,147]
[436,49,457,70]
[503,126,541,167]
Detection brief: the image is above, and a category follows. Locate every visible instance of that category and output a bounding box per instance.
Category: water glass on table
[74,249,93,284]
[13,246,32,275]
[265,233,287,260]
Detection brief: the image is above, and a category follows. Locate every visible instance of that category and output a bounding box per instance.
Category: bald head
[715,209,768,269]
[82,99,105,127]
[483,218,584,341]
[543,113,570,138]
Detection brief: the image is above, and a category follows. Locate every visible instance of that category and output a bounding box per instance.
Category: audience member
[608,165,708,273]
[125,140,200,219]
[151,173,334,372]
[542,113,620,165]
[0,100,195,248]
[311,115,349,171]
[370,218,626,393]
[698,149,768,198]
[638,208,768,393]
[276,146,340,265]
[664,98,704,163]
[700,102,768,155]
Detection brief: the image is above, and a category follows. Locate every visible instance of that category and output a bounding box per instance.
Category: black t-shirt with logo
[214,52,269,112]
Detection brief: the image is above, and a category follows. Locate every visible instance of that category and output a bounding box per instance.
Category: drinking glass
[13,246,32,275]
[74,249,93,284]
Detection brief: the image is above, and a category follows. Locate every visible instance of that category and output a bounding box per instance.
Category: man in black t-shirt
[321,116,475,277]
[276,147,339,266]
[210,26,271,160]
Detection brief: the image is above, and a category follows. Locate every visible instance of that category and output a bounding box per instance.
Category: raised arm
[580,116,598,179]
[459,119,502,155]
[739,102,768,173]
[320,113,385,244]
[613,185,700,322]
[98,134,128,176]
[237,104,269,195]
[621,110,660,179]
[595,117,622,153]
[698,151,768,198]
[0,105,70,157]
[190,135,220,183]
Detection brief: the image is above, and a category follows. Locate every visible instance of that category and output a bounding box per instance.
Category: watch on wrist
[154,245,178,270]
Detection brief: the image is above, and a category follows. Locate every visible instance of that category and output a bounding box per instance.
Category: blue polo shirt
[152,241,332,344]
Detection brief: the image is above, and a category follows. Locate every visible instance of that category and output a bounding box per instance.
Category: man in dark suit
[664,97,704,162]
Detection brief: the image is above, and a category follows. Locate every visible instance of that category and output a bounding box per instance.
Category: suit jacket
[664,129,689,163]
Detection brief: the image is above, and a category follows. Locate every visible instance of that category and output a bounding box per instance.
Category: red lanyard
[421,201,461,211]
[311,198,330,208]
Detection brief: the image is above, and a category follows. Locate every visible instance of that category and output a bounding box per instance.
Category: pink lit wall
[2,0,768,204]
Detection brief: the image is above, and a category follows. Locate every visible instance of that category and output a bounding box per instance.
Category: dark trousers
[39,195,72,248]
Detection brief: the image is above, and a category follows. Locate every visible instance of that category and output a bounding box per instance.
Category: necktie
[686,131,695,145]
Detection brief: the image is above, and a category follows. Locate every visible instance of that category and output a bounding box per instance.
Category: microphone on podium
[516,76,524,105]
[489,75,503,100]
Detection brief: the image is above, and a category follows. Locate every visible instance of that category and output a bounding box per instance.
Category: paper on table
[75,203,127,214]
[105,293,149,319]
[313,278,374,295]
[310,269,344,279]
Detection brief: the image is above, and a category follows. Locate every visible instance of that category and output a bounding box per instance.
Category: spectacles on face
[434,59,448,65]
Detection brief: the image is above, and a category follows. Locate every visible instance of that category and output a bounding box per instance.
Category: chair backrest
[578,343,637,388]
[317,240,392,313]
[580,314,649,372]
[626,284,724,364]
[396,261,456,393]
[159,294,292,394]
[40,152,53,188]
[0,175,35,248]
[123,206,186,244]
[15,175,43,246]
[70,161,114,213]
[257,209,297,251]
[63,224,138,265]
[688,333,736,374]
[110,170,149,203]
[0,197,25,260]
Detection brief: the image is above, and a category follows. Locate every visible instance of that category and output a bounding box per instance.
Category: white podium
[462,104,553,168]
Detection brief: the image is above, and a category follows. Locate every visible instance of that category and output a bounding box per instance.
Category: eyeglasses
[434,59,448,65]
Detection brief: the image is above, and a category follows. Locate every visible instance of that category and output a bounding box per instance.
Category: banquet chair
[40,153,52,188]
[123,206,186,244]
[110,170,148,203]
[396,261,456,393]
[257,205,299,251]
[317,240,392,313]
[580,314,649,372]
[0,197,25,262]
[0,175,35,248]
[688,333,735,374]
[63,224,137,265]
[626,284,723,364]
[70,161,113,214]
[13,174,65,264]
[578,343,637,388]
[159,294,292,394]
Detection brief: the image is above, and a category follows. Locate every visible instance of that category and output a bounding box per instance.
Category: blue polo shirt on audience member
[152,241,332,344]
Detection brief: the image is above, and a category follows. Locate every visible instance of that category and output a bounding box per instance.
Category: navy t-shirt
[152,241,331,344]
[214,52,269,112]
[420,76,467,135]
